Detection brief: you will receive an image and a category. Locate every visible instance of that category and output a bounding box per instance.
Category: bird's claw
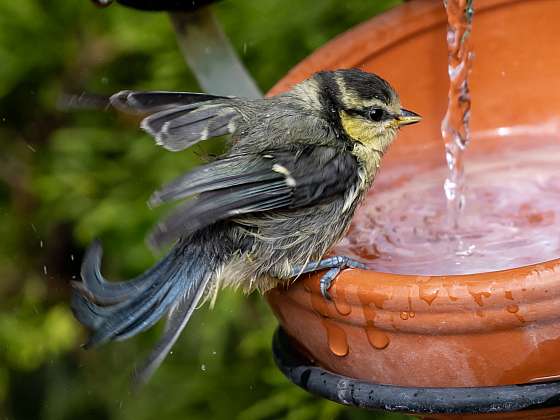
[318,257,367,300]
[291,256,367,300]
[319,267,340,300]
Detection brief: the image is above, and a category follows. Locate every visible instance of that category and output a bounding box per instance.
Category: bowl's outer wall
[266,0,560,387]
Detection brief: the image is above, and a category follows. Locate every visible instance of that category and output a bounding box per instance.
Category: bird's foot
[291,256,367,300]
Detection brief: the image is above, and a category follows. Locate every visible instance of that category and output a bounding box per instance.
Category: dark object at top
[272,327,560,417]
[91,0,220,11]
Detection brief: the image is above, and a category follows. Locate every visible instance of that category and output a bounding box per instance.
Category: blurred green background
[0,0,416,419]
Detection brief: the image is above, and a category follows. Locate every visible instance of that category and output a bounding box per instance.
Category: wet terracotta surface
[266,0,560,388]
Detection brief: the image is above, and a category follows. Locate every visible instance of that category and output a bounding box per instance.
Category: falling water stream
[441,0,474,230]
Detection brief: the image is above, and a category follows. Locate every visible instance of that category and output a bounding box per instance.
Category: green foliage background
[0,1,414,419]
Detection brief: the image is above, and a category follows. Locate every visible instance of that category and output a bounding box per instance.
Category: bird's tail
[71,238,216,384]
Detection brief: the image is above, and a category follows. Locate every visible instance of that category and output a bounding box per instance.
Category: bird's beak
[397,108,422,126]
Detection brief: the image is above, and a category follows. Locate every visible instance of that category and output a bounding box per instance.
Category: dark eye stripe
[346,107,394,122]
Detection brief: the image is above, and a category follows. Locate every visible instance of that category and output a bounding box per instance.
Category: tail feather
[84,278,175,348]
[132,271,212,386]
[71,238,214,382]
[74,239,173,305]
[71,292,117,330]
[113,251,204,342]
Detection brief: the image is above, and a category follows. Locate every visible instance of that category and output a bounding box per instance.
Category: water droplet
[305,276,331,317]
[366,327,390,350]
[201,364,206,371]
[311,293,330,317]
[455,244,475,256]
[419,285,439,306]
[409,311,416,318]
[323,319,348,357]
[91,0,113,7]
[468,289,491,306]
[333,287,351,316]
[400,311,409,320]
[358,289,389,309]
[507,304,519,314]
[446,286,460,301]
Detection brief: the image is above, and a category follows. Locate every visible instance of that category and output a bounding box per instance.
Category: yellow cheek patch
[340,111,377,145]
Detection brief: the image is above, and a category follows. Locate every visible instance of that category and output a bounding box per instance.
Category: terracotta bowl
[266,0,560,389]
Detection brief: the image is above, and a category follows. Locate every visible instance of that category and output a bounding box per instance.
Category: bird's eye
[368,107,386,122]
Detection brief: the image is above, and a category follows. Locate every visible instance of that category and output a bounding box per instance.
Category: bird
[71,68,421,384]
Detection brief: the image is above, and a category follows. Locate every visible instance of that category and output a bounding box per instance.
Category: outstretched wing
[110,90,243,152]
[149,145,359,248]
[110,90,230,113]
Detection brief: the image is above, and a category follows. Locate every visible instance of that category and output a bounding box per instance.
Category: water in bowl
[339,129,560,275]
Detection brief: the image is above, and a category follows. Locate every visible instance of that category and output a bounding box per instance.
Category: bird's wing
[110,90,230,113]
[148,146,359,248]
[110,90,243,152]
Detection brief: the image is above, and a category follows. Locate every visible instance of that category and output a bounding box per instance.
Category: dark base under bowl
[272,328,560,418]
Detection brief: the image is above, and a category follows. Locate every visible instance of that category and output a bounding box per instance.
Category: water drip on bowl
[323,319,349,357]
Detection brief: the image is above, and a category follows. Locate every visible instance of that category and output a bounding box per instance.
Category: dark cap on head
[334,68,396,105]
[336,69,397,103]
[312,68,398,113]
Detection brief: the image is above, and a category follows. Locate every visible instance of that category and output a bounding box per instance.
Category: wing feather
[149,181,291,248]
[110,90,242,152]
[148,146,359,248]
[149,155,278,206]
[110,90,229,113]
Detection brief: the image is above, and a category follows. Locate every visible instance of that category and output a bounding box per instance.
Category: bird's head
[311,68,421,153]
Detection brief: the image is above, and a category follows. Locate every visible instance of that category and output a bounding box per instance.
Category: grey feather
[141,104,240,152]
[110,90,229,113]
[72,239,212,351]
[132,270,212,386]
[73,240,173,305]
[148,147,359,248]
[149,155,278,206]
[149,180,291,248]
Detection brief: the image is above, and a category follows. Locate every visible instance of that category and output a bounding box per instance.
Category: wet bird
[71,68,421,384]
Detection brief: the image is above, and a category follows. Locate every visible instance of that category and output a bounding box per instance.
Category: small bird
[71,68,420,384]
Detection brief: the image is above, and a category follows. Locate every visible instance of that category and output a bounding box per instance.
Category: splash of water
[441,0,475,229]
